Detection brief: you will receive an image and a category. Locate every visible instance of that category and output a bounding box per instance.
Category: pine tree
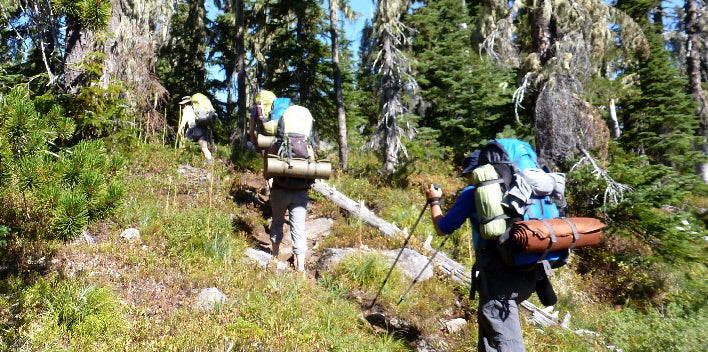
[684,0,708,182]
[53,0,112,95]
[371,0,417,174]
[347,21,381,149]
[157,0,211,128]
[619,16,700,172]
[404,0,517,156]
[1,86,125,260]
[477,0,647,167]
[329,0,357,170]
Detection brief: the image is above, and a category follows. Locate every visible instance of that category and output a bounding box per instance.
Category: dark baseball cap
[458,150,480,176]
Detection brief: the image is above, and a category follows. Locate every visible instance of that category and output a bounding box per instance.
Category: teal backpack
[269,98,291,121]
[476,139,569,271]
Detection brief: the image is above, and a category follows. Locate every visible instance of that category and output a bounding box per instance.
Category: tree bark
[311,181,405,238]
[608,99,620,139]
[236,0,247,146]
[530,0,554,65]
[329,0,349,170]
[381,34,399,174]
[685,0,708,183]
[64,15,92,95]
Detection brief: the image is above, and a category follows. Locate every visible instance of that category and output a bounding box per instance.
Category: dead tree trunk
[311,181,404,238]
[311,180,572,330]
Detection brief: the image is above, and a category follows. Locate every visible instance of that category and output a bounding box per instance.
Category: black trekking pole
[397,234,451,305]
[369,184,440,309]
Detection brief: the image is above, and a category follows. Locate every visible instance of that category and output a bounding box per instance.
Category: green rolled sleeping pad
[472,164,507,239]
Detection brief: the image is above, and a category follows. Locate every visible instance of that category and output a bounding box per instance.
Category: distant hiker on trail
[249,89,277,154]
[178,93,217,164]
[425,151,537,351]
[267,104,316,273]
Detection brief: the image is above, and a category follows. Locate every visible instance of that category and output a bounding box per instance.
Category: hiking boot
[294,254,305,272]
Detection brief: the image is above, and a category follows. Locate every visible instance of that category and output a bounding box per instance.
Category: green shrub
[567,155,708,308]
[1,276,127,350]
[0,86,127,263]
[597,303,707,352]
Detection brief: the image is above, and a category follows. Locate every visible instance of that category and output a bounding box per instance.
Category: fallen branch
[311,180,572,330]
[311,180,405,238]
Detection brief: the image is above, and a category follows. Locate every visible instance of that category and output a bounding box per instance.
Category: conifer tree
[348,21,381,146]
[477,0,647,167]
[618,6,700,172]
[53,0,111,95]
[684,0,708,182]
[329,0,357,170]
[405,0,517,155]
[157,0,211,128]
[1,86,125,263]
[211,0,247,143]
[371,0,417,174]
[258,1,342,141]
[100,0,173,136]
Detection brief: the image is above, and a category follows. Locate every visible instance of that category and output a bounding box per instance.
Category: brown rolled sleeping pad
[510,217,605,253]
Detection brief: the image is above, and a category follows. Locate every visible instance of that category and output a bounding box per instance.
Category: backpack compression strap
[535,218,558,276]
[477,178,510,224]
[559,217,580,251]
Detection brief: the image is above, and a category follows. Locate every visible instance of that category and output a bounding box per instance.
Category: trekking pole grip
[427,184,442,204]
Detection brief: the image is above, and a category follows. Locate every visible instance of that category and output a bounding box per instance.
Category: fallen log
[311,180,570,330]
[311,180,405,238]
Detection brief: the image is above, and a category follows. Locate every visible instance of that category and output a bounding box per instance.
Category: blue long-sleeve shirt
[437,185,486,251]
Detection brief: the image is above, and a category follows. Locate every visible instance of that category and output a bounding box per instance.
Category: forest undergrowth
[0,141,706,352]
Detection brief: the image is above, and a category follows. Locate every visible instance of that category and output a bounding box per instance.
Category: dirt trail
[230,171,335,273]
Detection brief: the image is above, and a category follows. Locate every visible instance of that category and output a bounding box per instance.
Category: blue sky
[343,1,375,52]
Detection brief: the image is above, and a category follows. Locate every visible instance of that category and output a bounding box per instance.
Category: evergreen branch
[572,147,634,219]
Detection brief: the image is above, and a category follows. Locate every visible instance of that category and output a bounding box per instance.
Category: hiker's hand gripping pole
[369,184,441,309]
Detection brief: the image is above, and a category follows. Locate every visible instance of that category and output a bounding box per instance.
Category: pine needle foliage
[404,0,519,157]
[0,86,126,261]
[619,30,701,172]
[53,0,112,31]
[1,275,128,350]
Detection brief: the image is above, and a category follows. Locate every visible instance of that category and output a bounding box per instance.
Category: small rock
[120,228,141,242]
[444,318,467,333]
[195,287,227,311]
[244,248,289,271]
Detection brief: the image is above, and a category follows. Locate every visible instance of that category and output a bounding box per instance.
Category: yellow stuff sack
[190,93,214,112]
[262,119,279,135]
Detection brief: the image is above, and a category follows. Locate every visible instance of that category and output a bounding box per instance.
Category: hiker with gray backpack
[425,139,605,351]
[264,103,318,272]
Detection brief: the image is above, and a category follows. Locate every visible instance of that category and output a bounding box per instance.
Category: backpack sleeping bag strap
[560,217,580,251]
[536,218,557,277]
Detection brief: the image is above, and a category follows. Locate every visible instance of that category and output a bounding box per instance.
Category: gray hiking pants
[475,246,537,352]
[270,187,309,255]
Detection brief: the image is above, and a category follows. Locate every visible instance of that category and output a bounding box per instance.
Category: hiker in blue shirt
[426,151,537,352]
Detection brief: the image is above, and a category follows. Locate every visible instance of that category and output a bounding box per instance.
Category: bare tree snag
[608,99,621,139]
